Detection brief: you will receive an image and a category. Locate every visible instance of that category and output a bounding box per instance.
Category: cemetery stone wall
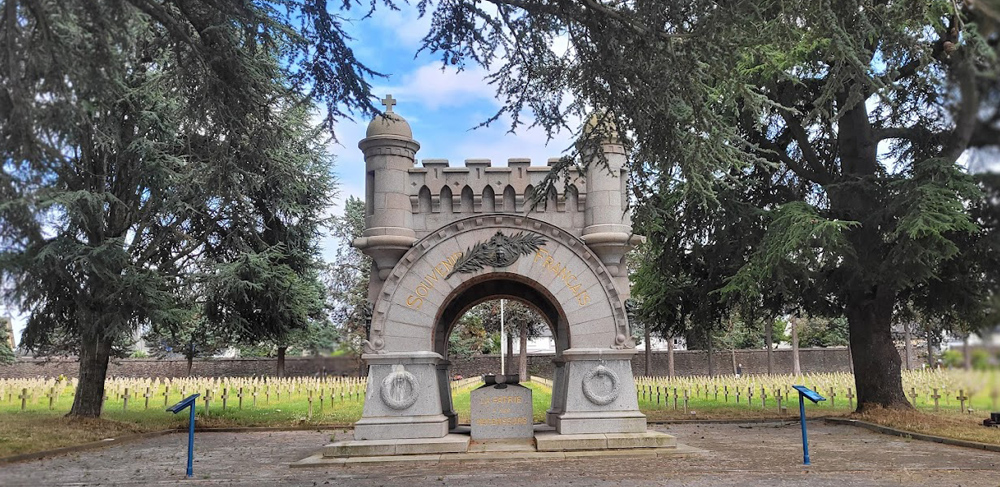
[0,347,912,379]
[0,356,363,379]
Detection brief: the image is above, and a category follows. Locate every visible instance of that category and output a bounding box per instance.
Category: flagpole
[500,299,505,374]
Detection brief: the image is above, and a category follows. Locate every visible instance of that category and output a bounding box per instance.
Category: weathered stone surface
[467,439,535,452]
[394,435,471,456]
[353,414,449,441]
[470,384,533,440]
[605,431,677,449]
[534,432,608,451]
[355,353,449,441]
[555,412,647,435]
[324,434,469,458]
[324,439,397,458]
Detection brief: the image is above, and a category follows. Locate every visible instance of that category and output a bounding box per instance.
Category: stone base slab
[535,431,675,451]
[468,438,536,452]
[317,429,677,461]
[293,443,703,468]
[353,414,449,440]
[324,434,470,457]
[555,411,647,435]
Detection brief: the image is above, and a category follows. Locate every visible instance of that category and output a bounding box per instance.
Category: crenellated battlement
[356,95,635,294]
[405,158,609,239]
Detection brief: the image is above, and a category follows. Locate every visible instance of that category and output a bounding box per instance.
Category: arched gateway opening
[434,277,567,359]
[349,98,653,444]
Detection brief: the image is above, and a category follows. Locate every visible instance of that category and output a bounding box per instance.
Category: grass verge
[852,407,1000,446]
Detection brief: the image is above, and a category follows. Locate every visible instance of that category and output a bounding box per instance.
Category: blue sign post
[792,385,825,466]
[166,393,200,478]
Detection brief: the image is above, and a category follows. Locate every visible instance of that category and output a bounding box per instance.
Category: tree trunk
[903,322,913,370]
[518,321,528,381]
[847,293,911,411]
[962,335,971,370]
[764,319,774,375]
[276,346,287,377]
[825,93,910,411]
[730,349,737,376]
[643,320,651,376]
[707,336,715,377]
[68,333,113,418]
[667,336,675,379]
[791,317,801,376]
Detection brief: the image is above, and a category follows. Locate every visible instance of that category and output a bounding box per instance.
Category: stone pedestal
[470,383,533,440]
[552,348,646,435]
[354,351,449,440]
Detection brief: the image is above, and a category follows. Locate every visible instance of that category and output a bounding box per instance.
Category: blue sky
[4,5,576,346]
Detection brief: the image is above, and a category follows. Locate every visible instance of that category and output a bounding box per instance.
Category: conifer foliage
[0,1,376,417]
[418,0,1000,410]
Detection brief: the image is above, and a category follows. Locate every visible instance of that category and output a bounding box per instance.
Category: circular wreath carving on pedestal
[582,365,620,406]
[380,365,419,410]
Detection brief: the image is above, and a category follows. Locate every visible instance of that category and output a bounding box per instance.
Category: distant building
[942,325,1000,350]
[511,326,686,354]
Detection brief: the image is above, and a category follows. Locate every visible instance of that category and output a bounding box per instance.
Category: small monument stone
[470,376,533,440]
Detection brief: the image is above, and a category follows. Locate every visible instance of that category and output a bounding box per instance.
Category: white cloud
[370,5,433,47]
[375,63,498,111]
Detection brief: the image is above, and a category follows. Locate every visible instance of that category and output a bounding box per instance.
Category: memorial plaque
[470,383,533,440]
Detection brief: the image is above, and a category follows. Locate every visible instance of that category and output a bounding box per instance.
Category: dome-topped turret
[365,94,412,138]
[582,112,620,144]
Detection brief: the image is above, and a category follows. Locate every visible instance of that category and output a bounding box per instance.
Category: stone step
[468,438,536,452]
[324,434,470,457]
[292,444,705,468]
[534,431,676,451]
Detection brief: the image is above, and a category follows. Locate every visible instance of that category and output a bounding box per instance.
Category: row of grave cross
[192,385,363,417]
[0,381,365,413]
[635,384,992,414]
[1,378,994,414]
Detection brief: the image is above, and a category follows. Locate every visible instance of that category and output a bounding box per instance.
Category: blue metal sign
[793,385,826,404]
[166,393,200,478]
[793,386,825,465]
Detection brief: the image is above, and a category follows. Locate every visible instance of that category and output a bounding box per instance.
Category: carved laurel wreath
[445,231,547,279]
[380,365,419,410]
[582,365,620,406]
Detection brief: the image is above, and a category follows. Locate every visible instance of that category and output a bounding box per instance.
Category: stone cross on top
[381,94,396,113]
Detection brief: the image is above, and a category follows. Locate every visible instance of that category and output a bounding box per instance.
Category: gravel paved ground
[1,421,998,486]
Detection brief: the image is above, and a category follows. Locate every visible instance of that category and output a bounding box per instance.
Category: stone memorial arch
[352,96,646,441]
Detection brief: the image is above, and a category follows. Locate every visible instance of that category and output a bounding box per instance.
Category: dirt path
[1,422,997,486]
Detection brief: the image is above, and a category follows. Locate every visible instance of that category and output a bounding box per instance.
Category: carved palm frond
[445,231,547,279]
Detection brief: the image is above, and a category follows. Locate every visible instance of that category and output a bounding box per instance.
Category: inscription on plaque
[470,383,533,440]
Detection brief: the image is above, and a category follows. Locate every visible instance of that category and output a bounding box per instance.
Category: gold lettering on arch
[405,251,463,309]
[533,247,591,307]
